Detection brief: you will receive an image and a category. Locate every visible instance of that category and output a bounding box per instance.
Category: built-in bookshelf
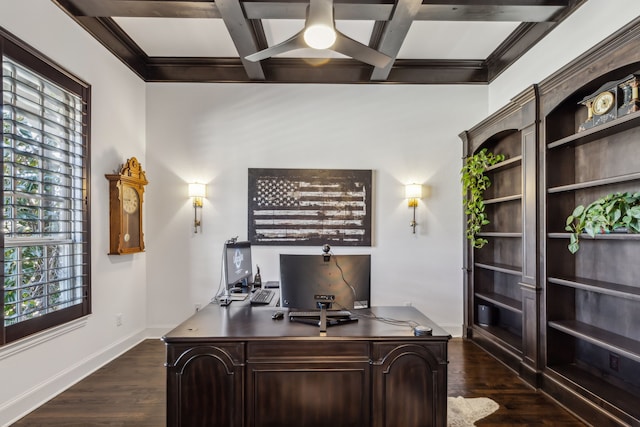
[542,68,640,426]
[461,17,640,425]
[460,87,538,378]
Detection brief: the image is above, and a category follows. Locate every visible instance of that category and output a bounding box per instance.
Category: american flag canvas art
[248,169,372,246]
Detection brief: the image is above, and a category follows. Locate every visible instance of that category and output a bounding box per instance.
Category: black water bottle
[253,265,262,289]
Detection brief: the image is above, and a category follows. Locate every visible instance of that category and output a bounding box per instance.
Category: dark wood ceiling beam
[144,57,487,83]
[243,2,394,20]
[414,3,566,22]
[146,57,253,82]
[485,22,553,82]
[53,0,221,18]
[485,0,586,81]
[52,13,149,79]
[55,0,567,21]
[50,0,585,84]
[370,0,423,81]
[243,1,568,21]
[386,59,487,84]
[215,0,266,80]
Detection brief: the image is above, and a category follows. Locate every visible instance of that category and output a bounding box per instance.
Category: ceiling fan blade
[245,32,307,62]
[333,32,392,68]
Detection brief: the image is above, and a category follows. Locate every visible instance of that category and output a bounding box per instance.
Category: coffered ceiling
[52,0,586,84]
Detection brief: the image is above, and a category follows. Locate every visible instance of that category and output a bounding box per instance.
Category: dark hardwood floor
[12,338,587,426]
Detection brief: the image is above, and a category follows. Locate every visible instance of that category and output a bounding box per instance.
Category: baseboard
[1,329,148,427]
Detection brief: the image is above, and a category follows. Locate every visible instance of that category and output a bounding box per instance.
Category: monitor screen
[225,241,253,289]
[279,254,371,310]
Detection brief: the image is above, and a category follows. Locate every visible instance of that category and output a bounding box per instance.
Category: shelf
[476,232,522,238]
[548,320,640,364]
[548,232,640,241]
[483,194,522,205]
[475,324,522,352]
[548,276,640,301]
[547,171,640,193]
[485,155,522,172]
[547,110,640,150]
[475,292,522,313]
[548,364,640,422]
[474,262,521,276]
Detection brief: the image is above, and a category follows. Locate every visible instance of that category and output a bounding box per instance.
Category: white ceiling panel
[114,17,239,57]
[398,21,521,59]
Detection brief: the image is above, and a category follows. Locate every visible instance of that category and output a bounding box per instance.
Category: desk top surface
[163,299,450,343]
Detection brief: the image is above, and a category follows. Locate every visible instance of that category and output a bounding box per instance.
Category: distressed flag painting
[248,169,372,246]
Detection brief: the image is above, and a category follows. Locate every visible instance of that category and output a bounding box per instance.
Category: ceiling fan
[245,0,392,68]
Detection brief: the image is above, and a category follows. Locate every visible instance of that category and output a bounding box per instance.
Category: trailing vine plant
[565,191,640,254]
[461,148,505,249]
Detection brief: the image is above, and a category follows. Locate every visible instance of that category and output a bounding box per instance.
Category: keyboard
[249,289,275,305]
[289,310,352,319]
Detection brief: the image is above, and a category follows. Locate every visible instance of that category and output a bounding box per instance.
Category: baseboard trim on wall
[1,329,148,427]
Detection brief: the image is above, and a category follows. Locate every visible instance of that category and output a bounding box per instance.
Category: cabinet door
[166,344,244,427]
[246,341,371,427]
[372,342,448,427]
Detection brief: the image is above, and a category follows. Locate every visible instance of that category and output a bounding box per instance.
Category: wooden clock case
[105,157,148,255]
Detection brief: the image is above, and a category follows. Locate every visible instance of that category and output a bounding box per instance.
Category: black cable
[332,301,419,330]
[330,252,357,299]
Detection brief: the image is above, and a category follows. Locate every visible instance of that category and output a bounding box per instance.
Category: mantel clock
[105,157,148,255]
[578,73,640,131]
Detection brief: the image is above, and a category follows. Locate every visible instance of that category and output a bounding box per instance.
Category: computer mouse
[272,311,284,320]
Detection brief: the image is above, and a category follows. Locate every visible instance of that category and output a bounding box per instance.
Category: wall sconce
[405,184,423,234]
[188,183,206,233]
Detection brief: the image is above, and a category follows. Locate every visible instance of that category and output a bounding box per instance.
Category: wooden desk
[163,301,450,427]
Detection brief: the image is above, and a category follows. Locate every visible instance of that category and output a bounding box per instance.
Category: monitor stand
[218,288,233,306]
[318,302,331,333]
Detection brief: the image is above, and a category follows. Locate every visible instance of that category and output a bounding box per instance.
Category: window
[1,28,91,345]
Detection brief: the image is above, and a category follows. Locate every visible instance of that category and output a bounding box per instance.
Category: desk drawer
[247,340,369,362]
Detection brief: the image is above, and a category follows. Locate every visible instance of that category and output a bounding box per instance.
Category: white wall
[488,0,640,112]
[144,83,488,334]
[0,1,147,425]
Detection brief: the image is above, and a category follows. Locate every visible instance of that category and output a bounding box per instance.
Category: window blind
[2,45,90,343]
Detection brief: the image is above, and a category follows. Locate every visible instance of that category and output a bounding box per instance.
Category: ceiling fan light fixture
[303,24,336,49]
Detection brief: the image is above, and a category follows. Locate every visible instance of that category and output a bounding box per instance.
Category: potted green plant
[461,148,505,249]
[565,191,640,254]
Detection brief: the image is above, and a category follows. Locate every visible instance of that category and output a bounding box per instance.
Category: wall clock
[105,157,148,254]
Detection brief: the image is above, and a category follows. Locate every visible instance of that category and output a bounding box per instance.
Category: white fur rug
[448,396,499,427]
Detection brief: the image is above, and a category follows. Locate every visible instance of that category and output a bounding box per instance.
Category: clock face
[122,186,139,214]
[593,91,614,115]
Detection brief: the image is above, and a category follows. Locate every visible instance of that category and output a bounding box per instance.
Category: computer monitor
[279,254,371,310]
[224,241,253,291]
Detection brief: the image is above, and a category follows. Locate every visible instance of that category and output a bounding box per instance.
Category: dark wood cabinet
[246,341,371,427]
[163,304,450,427]
[459,85,540,385]
[166,343,245,427]
[538,18,640,427]
[462,16,640,427]
[371,342,448,427]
